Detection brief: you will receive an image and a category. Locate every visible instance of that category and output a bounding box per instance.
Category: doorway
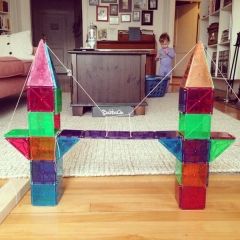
[173,1,200,77]
[31,0,82,73]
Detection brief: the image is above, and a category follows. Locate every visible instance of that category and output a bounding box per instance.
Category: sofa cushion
[0,57,24,78]
[0,30,33,59]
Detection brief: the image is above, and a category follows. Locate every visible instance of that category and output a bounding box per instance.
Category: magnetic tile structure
[5,41,235,209]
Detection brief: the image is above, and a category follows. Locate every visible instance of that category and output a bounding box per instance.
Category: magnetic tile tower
[5,40,79,206]
[4,41,235,209]
[160,43,235,209]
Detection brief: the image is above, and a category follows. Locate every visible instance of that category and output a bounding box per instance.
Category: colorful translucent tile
[4,129,29,138]
[59,129,85,138]
[45,45,60,88]
[159,137,182,160]
[210,139,235,162]
[175,180,206,209]
[178,88,186,113]
[30,137,55,160]
[179,113,211,139]
[56,136,79,159]
[54,114,61,130]
[180,43,213,88]
[211,132,236,139]
[6,137,30,159]
[27,87,54,112]
[175,159,182,184]
[179,87,214,114]
[54,88,62,113]
[31,179,62,206]
[27,40,54,87]
[31,160,57,184]
[182,163,208,187]
[182,139,209,163]
[57,157,63,176]
[28,112,55,137]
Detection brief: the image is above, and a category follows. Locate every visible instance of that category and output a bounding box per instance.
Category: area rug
[0,92,239,178]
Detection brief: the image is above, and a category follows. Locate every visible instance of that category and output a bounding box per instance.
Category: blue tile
[31,179,62,206]
[159,138,182,161]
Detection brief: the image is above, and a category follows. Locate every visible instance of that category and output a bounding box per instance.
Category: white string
[47,45,113,133]
[6,62,33,132]
[204,49,240,102]
[105,116,108,137]
[129,43,198,116]
[128,114,132,138]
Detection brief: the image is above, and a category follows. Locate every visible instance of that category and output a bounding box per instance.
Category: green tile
[210,139,235,162]
[55,88,62,113]
[179,113,211,139]
[175,159,182,184]
[4,129,29,138]
[28,112,56,137]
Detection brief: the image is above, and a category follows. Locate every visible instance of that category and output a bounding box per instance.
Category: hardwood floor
[0,175,240,239]
[0,81,239,239]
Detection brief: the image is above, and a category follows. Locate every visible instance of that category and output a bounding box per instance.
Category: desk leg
[134,106,145,115]
[72,106,84,116]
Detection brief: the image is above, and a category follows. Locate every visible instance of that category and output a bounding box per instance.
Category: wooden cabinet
[97,32,157,75]
[68,50,147,116]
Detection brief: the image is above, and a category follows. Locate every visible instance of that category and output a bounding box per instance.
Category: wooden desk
[68,50,147,116]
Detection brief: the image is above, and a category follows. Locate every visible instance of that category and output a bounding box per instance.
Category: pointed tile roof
[27,40,55,87]
[180,42,214,88]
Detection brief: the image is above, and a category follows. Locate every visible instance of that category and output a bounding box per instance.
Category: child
[155,33,175,77]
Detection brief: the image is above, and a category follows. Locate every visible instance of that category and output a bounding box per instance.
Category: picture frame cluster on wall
[89,0,158,25]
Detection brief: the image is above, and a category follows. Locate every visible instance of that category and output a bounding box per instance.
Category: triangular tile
[6,137,30,159]
[181,42,214,88]
[210,139,235,162]
[159,138,182,161]
[56,136,80,158]
[27,40,54,87]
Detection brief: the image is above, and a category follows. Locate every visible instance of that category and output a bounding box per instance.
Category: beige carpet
[0,93,239,178]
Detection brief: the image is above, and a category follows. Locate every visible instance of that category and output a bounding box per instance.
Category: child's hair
[159,33,170,43]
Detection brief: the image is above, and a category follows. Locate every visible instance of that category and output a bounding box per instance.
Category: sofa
[0,30,34,99]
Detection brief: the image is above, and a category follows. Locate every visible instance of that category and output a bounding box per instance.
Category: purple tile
[183,140,210,163]
[59,129,84,138]
[31,160,57,184]
[132,131,155,139]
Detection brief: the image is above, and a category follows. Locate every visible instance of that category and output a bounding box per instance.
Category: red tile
[27,87,54,112]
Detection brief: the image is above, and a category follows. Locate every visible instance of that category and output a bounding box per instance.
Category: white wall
[9,0,176,50]
[82,0,175,49]
[9,0,31,33]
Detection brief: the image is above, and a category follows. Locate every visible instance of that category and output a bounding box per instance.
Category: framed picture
[141,10,153,25]
[96,6,109,22]
[132,10,140,21]
[98,28,108,40]
[101,0,117,3]
[89,0,99,6]
[121,14,131,22]
[119,0,132,12]
[148,0,158,10]
[109,16,119,25]
[109,4,118,16]
[132,0,147,10]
